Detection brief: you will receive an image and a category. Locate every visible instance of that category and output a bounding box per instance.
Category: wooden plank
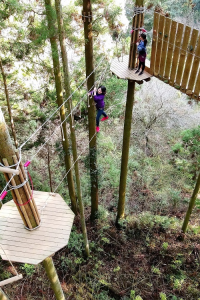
[150,12,160,74]
[164,20,177,79]
[0,227,72,239]
[0,231,69,244]
[0,218,73,232]
[175,25,191,87]
[0,274,23,287]
[1,237,60,248]
[159,17,171,78]
[192,69,200,100]
[0,237,62,248]
[169,22,184,86]
[154,14,165,76]
[0,213,73,225]
[0,244,57,256]
[128,11,137,68]
[188,36,200,93]
[0,254,41,265]
[181,28,199,92]
[0,224,72,236]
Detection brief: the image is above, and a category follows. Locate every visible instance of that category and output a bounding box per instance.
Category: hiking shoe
[101,116,108,121]
[96,126,100,132]
[135,69,139,74]
[139,71,143,75]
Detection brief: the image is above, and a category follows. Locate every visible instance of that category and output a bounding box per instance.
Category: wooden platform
[0,191,74,265]
[110,55,152,82]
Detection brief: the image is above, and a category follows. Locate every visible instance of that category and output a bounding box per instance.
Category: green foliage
[172,126,200,178]
[160,292,167,300]
[21,263,35,277]
[68,226,84,256]
[130,290,143,300]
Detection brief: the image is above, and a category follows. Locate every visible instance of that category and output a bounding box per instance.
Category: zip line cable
[19,55,106,150]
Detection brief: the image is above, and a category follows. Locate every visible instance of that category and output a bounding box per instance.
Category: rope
[0,245,19,277]
[39,132,97,216]
[30,62,109,162]
[19,56,105,150]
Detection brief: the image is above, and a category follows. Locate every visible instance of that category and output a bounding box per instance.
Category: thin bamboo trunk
[0,58,18,148]
[83,0,98,220]
[42,257,65,300]
[0,288,9,300]
[44,0,77,215]
[55,0,89,256]
[182,172,200,233]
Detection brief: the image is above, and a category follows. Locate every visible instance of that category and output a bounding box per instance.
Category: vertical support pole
[42,257,65,300]
[116,0,144,224]
[116,81,135,222]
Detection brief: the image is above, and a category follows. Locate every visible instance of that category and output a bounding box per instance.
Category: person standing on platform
[135,33,147,76]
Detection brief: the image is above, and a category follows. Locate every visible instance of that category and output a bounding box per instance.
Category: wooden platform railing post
[0,108,65,300]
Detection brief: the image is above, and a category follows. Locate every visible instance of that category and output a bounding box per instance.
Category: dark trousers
[96,108,107,127]
[139,60,145,71]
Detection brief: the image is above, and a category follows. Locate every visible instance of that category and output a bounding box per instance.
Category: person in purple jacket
[89,85,108,132]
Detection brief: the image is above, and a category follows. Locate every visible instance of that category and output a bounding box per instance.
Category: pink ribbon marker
[24,161,31,167]
[0,191,7,201]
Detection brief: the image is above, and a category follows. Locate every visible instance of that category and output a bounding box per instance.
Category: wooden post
[0,108,39,229]
[83,0,98,220]
[0,288,9,300]
[116,0,144,224]
[0,108,65,300]
[182,172,200,233]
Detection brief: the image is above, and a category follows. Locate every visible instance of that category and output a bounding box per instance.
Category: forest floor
[1,206,200,300]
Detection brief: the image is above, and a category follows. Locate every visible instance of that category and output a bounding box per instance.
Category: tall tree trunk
[182,172,200,233]
[116,0,144,224]
[83,0,98,220]
[44,0,77,215]
[0,108,65,300]
[55,0,89,256]
[0,58,18,148]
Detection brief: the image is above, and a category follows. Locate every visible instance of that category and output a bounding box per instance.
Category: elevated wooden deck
[110,55,152,83]
[0,191,74,265]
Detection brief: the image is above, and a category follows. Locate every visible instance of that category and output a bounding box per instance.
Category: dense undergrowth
[1,211,200,300]
[1,76,200,299]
